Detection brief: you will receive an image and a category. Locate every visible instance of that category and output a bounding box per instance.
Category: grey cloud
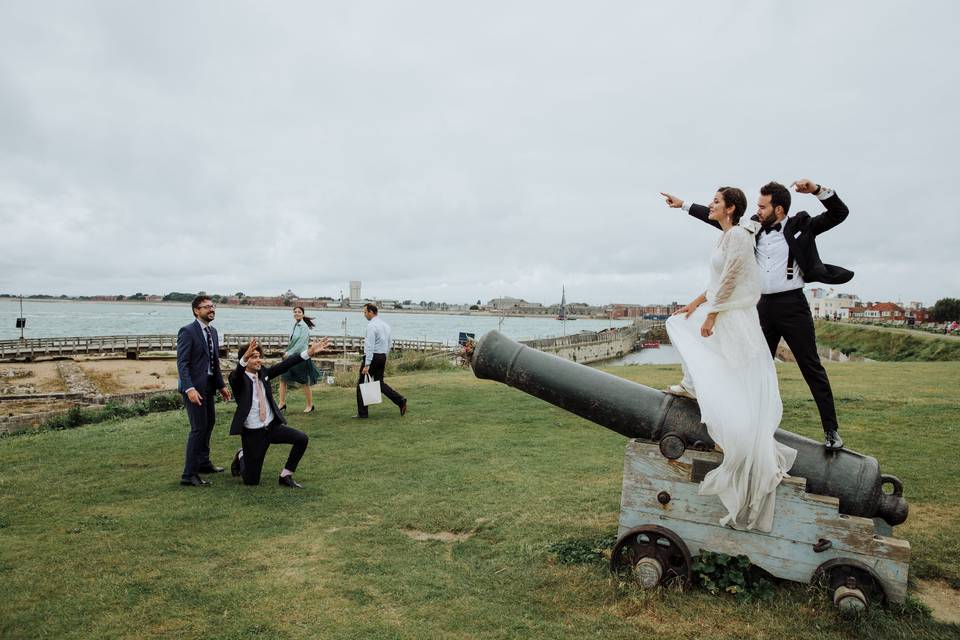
[1,0,958,305]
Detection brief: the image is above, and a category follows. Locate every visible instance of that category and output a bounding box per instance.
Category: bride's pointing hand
[660,192,684,208]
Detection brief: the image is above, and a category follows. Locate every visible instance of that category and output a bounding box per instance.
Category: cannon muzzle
[471,330,908,527]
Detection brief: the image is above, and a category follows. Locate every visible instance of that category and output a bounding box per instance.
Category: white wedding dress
[665,221,797,532]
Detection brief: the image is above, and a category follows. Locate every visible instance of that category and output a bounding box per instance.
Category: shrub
[692,550,774,603]
[40,393,182,432]
[547,534,617,565]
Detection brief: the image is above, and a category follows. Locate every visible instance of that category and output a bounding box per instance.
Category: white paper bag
[359,374,382,406]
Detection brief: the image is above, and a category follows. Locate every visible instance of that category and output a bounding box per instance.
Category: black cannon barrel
[471,330,908,526]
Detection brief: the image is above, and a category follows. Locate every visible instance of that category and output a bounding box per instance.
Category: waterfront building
[806,288,861,320]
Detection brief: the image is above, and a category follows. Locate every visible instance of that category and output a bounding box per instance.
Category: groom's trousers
[757,289,838,433]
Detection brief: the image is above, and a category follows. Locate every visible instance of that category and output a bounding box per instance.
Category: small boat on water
[641,341,660,348]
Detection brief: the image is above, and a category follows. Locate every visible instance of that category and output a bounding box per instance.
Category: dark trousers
[181,378,216,480]
[758,289,838,433]
[240,421,309,485]
[355,353,405,417]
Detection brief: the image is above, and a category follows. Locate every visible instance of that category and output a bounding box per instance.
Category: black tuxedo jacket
[688,193,853,285]
[228,353,305,435]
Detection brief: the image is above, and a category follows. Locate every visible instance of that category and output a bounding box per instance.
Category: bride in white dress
[663,186,797,532]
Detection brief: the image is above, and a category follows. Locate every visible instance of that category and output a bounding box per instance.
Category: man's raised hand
[242,338,259,361]
[791,179,818,194]
[307,337,331,357]
[660,192,684,208]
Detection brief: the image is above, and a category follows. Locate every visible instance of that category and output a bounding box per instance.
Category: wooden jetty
[0,334,450,362]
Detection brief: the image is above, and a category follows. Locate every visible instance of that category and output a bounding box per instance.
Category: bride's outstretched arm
[674,292,707,319]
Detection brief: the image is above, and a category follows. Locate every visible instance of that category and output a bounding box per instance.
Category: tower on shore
[350,281,361,300]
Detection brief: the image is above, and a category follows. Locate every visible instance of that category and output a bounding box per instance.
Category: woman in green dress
[278,306,321,412]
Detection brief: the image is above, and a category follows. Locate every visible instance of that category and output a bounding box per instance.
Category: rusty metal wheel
[610,525,692,589]
[814,559,886,611]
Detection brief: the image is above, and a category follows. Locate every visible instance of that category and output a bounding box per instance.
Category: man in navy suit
[177,295,231,486]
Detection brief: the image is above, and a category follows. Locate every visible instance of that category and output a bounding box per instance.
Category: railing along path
[0,334,449,361]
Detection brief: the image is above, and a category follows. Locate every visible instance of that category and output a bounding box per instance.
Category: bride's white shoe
[664,383,697,400]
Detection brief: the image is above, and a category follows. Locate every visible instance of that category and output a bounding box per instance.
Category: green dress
[282,321,320,385]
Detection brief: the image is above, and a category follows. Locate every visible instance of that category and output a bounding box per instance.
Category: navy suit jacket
[177,320,225,393]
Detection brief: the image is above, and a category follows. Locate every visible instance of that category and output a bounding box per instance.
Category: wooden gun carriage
[470,330,910,609]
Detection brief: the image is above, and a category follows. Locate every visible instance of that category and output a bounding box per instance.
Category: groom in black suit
[176,295,232,486]
[228,337,330,488]
[662,179,852,450]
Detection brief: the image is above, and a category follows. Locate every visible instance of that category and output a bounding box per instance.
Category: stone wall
[521,325,640,365]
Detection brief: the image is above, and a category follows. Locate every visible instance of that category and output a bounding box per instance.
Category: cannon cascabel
[470,330,908,527]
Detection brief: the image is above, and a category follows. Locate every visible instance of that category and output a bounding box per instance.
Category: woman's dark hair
[717,186,747,225]
[760,181,791,216]
[294,306,316,329]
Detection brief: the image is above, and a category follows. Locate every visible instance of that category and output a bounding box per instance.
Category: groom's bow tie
[762,222,782,234]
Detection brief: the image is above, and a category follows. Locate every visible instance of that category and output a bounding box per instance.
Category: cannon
[471,330,911,607]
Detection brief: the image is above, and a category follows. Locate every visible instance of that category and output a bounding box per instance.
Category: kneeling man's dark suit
[228,354,310,485]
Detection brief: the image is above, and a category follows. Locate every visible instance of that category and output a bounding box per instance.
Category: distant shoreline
[4,297,615,321]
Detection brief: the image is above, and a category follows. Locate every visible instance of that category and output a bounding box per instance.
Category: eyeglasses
[198,304,216,310]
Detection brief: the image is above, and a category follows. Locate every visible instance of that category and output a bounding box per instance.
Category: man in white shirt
[662,179,852,450]
[354,303,408,419]
[228,337,329,487]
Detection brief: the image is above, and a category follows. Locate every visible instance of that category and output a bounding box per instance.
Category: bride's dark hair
[717,186,747,224]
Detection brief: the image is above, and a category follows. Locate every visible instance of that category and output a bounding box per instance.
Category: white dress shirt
[756,226,805,295]
[364,316,392,365]
[243,370,275,430]
[238,350,311,429]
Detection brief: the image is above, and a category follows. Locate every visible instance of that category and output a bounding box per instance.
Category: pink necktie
[255,376,267,423]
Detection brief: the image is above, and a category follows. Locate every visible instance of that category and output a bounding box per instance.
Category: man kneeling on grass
[228,337,329,488]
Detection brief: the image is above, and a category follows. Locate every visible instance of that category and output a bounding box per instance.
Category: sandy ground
[0,357,181,416]
[77,358,180,394]
[0,361,65,395]
[916,579,960,624]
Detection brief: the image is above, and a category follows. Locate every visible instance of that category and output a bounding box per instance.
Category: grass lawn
[1,361,958,639]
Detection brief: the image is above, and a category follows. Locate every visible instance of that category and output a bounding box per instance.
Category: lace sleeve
[711,227,760,313]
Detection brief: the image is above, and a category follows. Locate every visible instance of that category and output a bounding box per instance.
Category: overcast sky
[2,1,958,306]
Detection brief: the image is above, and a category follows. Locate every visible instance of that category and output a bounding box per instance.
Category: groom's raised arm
[792,179,849,236]
[661,191,721,230]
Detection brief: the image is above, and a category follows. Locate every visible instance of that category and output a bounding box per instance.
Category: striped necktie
[203,327,214,374]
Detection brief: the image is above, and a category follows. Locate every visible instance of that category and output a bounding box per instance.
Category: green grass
[1,361,958,639]
[815,321,960,361]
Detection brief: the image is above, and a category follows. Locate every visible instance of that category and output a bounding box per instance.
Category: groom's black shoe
[824,430,844,451]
